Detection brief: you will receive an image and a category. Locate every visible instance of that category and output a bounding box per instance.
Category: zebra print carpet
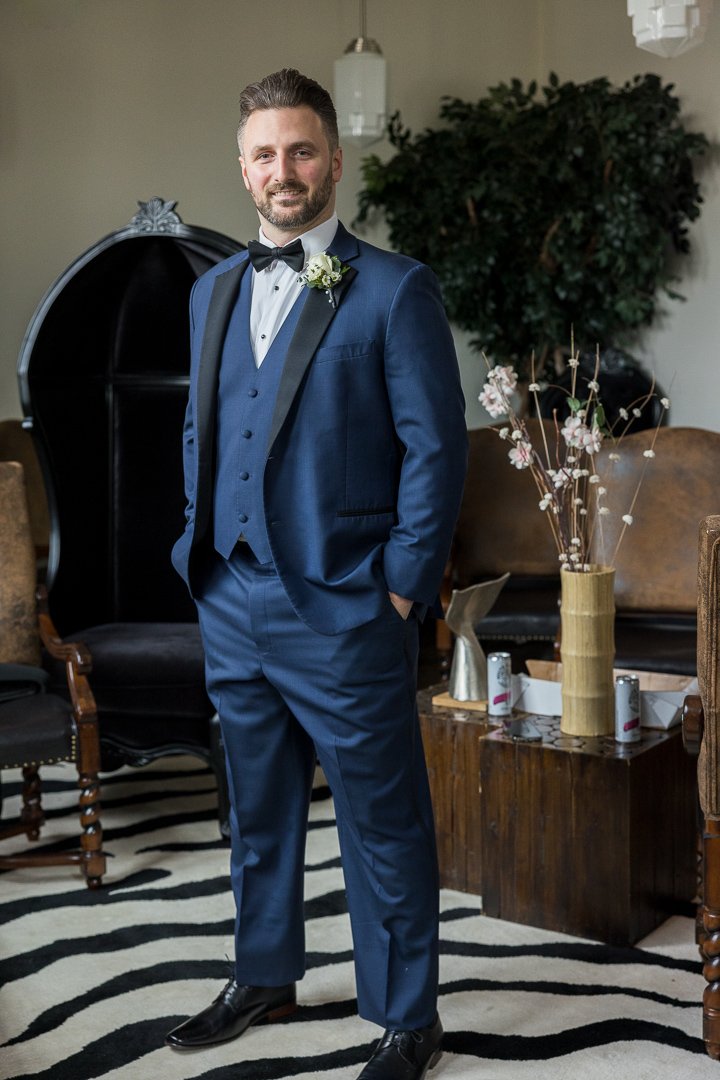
[0,756,715,1080]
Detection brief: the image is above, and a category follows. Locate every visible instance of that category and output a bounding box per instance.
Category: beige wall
[0,0,717,430]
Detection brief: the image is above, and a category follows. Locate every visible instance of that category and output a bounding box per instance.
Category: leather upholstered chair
[439,420,561,672]
[17,198,243,836]
[0,462,106,888]
[683,516,720,1059]
[590,427,720,675]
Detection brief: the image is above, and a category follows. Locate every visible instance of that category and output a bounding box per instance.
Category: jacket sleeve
[381,263,468,606]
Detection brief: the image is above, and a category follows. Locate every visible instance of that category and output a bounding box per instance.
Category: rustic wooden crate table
[418,684,698,945]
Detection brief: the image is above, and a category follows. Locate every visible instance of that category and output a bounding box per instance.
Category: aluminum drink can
[615,674,641,743]
[487,652,512,716]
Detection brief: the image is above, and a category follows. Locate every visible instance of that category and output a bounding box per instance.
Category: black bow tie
[247,238,305,273]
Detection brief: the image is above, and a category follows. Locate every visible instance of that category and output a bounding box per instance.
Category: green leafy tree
[356,73,708,371]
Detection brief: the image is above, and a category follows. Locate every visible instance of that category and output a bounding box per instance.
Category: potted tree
[356,73,708,375]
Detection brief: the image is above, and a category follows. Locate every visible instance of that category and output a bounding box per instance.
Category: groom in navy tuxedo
[167,68,467,1079]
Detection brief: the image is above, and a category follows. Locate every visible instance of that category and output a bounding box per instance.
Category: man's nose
[274,153,296,183]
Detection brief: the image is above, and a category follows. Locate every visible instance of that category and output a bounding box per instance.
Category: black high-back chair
[17,198,243,834]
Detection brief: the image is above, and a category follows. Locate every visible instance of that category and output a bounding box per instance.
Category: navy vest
[213,268,306,563]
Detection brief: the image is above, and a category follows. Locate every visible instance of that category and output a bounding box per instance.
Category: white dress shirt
[249,213,339,366]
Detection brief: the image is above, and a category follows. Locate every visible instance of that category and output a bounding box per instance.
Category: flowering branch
[479,347,669,571]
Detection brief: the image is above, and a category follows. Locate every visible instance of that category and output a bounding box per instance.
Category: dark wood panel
[419,686,697,945]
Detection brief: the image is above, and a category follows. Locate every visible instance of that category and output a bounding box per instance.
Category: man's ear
[239,156,252,192]
[332,146,343,184]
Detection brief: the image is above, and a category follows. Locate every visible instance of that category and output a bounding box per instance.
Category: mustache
[268,183,308,195]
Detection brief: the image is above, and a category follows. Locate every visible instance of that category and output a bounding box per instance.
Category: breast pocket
[313,339,376,365]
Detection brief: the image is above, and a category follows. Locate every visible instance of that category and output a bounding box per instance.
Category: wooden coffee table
[418,684,697,945]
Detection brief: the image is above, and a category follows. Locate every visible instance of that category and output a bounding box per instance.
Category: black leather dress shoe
[356,1015,443,1079]
[165,979,297,1049]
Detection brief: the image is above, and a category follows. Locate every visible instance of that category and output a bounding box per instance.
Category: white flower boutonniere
[298,252,349,308]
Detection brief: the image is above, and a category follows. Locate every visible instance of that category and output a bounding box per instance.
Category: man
[167,68,467,1080]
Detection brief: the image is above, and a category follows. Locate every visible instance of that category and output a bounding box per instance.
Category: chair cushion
[0,693,75,768]
[614,613,697,676]
[50,622,212,718]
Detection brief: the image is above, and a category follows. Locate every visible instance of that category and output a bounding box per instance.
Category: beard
[249,165,334,232]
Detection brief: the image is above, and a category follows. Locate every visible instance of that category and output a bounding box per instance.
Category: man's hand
[388,592,413,621]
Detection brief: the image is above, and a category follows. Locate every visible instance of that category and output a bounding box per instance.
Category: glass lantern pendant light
[627,0,713,57]
[334,0,387,147]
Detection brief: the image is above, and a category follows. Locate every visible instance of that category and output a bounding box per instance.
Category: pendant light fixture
[627,0,713,57]
[333,0,387,147]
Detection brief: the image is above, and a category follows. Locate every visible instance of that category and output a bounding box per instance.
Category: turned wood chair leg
[701,818,720,1059]
[20,765,44,840]
[78,770,105,888]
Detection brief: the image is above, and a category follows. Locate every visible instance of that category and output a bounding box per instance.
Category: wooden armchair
[684,516,720,1059]
[0,462,106,887]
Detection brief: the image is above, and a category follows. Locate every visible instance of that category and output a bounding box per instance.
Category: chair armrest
[683,694,704,756]
[35,585,97,725]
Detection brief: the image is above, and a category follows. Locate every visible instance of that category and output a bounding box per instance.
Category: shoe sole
[425,1048,442,1075]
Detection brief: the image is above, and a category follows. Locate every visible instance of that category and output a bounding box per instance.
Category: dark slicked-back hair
[237,68,339,152]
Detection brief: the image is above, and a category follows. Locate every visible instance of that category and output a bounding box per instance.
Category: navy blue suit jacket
[172,222,468,634]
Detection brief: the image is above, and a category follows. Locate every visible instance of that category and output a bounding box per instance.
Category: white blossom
[588,380,600,392]
[479,384,507,418]
[568,357,579,368]
[589,474,600,484]
[633,408,642,418]
[561,415,602,453]
[487,365,518,392]
[661,397,671,409]
[510,429,524,441]
[619,408,629,420]
[508,441,533,469]
[643,449,655,458]
[498,427,510,440]
[598,506,610,515]
[622,514,634,525]
[609,452,621,461]
[579,507,588,516]
[528,382,540,392]
[597,486,607,496]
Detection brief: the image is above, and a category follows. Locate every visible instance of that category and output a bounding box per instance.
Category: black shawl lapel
[266,264,357,453]
[195,258,250,531]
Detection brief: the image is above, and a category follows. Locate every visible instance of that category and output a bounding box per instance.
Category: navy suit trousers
[194,544,440,1030]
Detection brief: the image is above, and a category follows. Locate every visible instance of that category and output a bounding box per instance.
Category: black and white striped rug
[0,756,715,1080]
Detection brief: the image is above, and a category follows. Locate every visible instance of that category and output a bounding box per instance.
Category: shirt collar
[257,213,339,262]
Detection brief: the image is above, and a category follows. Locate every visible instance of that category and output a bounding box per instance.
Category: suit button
[239,471,249,481]
[247,388,258,398]
[238,513,248,524]
[241,429,252,438]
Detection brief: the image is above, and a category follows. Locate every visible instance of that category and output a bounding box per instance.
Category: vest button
[238,513,248,524]
[239,471,249,481]
[241,429,252,438]
[247,388,258,398]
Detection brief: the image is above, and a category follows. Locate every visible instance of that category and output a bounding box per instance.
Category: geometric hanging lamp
[333,0,387,147]
[627,0,713,57]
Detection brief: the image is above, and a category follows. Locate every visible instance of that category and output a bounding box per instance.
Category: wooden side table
[418,685,698,945]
